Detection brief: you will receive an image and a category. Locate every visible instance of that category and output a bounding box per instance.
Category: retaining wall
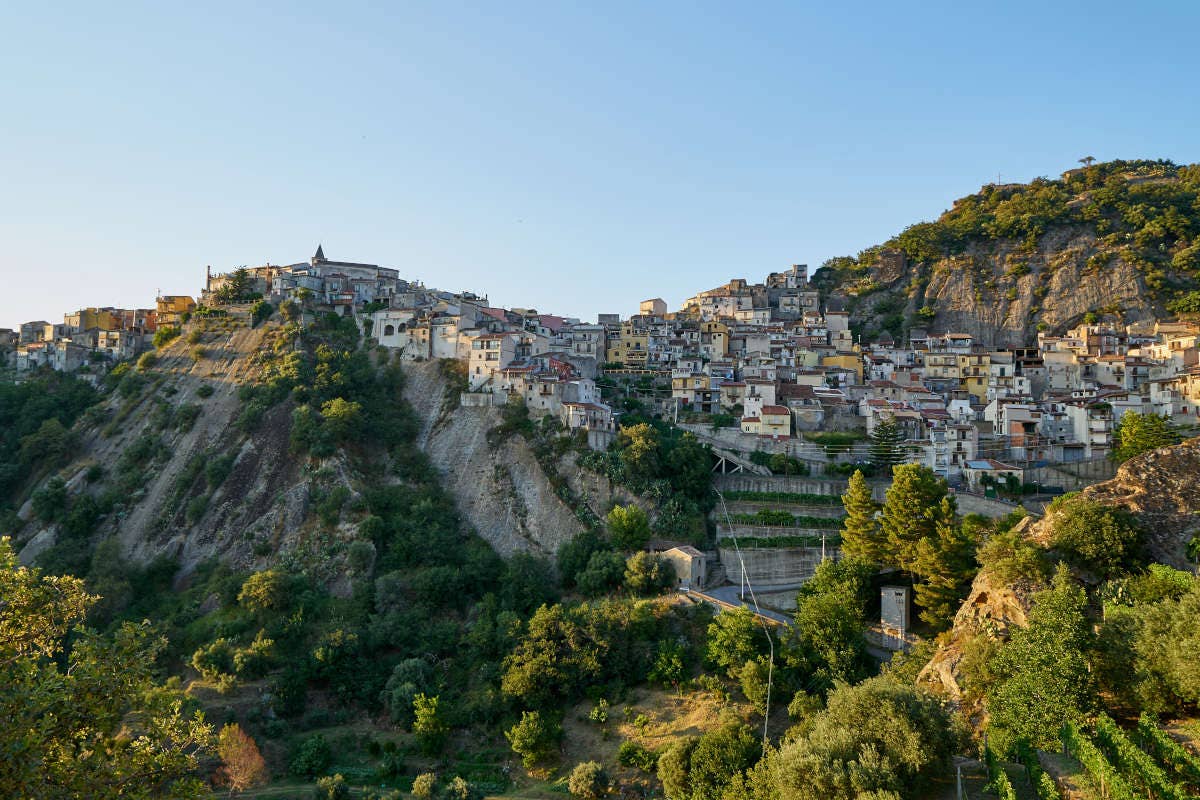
[718,545,840,588]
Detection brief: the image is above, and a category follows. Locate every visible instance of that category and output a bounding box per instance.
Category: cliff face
[401,360,585,558]
[849,227,1158,347]
[16,320,319,575]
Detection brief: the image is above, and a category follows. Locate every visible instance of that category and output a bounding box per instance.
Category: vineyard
[1060,716,1200,800]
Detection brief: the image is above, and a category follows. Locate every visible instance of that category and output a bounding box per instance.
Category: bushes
[1047,495,1144,578]
[290,734,333,778]
[136,351,158,371]
[568,761,608,799]
[505,710,561,769]
[1093,714,1187,800]
[618,740,660,772]
[153,326,180,348]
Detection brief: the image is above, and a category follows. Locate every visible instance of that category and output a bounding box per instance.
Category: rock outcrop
[921,439,1200,702]
[848,227,1157,347]
[401,360,585,558]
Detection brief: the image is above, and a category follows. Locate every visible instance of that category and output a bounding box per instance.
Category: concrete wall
[715,474,888,502]
[460,392,506,408]
[950,490,1023,518]
[1023,457,1116,492]
[718,546,839,588]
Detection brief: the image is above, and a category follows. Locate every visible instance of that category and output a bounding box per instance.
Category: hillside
[920,437,1200,709]
[814,159,1200,345]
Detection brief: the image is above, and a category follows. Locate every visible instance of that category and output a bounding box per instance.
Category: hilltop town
[8,245,1199,496]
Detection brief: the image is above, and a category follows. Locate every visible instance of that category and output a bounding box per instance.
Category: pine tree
[879,464,951,573]
[868,415,907,473]
[912,498,977,631]
[840,469,884,564]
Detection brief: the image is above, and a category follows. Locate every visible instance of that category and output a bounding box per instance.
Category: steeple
[314,244,326,261]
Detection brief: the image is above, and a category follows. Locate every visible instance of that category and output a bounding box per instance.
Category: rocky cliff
[400,360,586,558]
[818,160,1200,345]
[920,438,1200,702]
[16,316,319,575]
[843,227,1158,347]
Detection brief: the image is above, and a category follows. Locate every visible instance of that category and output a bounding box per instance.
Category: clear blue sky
[3,1,1198,328]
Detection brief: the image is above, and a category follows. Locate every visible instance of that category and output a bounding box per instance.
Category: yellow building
[821,354,863,383]
[157,295,197,327]
[606,323,649,366]
[759,405,792,438]
[65,307,118,331]
[957,352,991,402]
[924,353,960,381]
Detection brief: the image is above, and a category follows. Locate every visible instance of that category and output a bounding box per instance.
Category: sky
[3,1,1199,328]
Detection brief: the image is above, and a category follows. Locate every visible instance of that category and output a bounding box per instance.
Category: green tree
[0,538,213,799]
[706,606,768,678]
[769,675,958,800]
[412,693,449,754]
[624,551,675,595]
[1047,494,1144,579]
[607,504,652,550]
[911,500,978,631]
[1111,411,1181,463]
[568,761,608,799]
[688,722,760,800]
[868,416,907,473]
[879,465,952,573]
[410,772,437,798]
[787,557,873,691]
[657,737,697,800]
[238,569,293,615]
[986,564,1093,755]
[618,423,661,483]
[290,735,333,778]
[505,710,561,770]
[840,469,883,563]
[576,550,626,596]
[320,397,364,442]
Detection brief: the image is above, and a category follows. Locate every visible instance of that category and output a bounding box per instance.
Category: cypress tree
[840,469,884,564]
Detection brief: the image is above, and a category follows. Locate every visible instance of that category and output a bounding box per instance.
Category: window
[384,324,395,336]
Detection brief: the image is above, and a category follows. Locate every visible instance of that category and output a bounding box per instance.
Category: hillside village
[7,245,1199,496]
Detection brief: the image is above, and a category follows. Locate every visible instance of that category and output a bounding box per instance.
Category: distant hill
[812,159,1200,346]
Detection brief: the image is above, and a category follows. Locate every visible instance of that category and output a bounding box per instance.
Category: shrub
[568,761,608,799]
[190,346,207,362]
[618,740,659,772]
[153,326,180,348]
[290,734,333,778]
[136,351,158,371]
[196,383,214,398]
[410,772,437,799]
[313,773,350,799]
[505,711,561,769]
[1048,495,1144,578]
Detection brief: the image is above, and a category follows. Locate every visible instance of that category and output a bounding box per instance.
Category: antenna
[713,485,774,756]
